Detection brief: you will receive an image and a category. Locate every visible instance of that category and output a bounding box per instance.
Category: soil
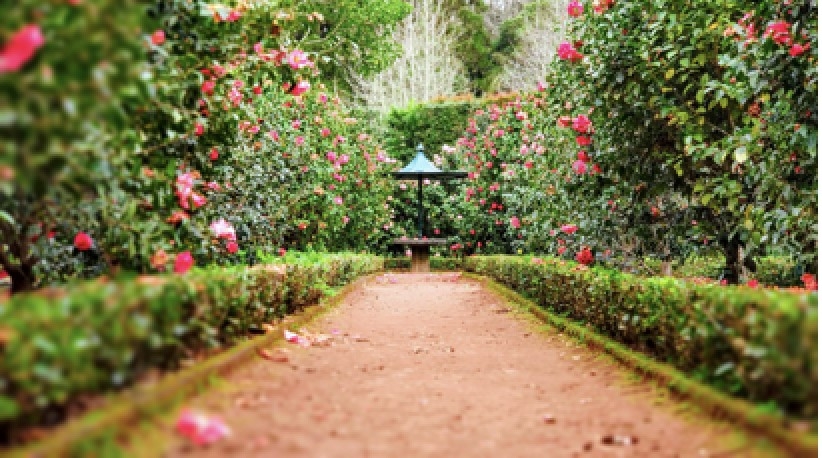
[154,273,783,457]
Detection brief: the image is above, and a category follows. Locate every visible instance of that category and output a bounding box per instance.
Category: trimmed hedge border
[463,256,818,422]
[384,257,463,271]
[0,254,382,445]
[472,273,817,456]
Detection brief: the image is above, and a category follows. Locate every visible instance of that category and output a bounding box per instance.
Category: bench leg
[410,246,430,273]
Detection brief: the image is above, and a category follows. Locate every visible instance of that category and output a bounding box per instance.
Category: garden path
[157,273,781,457]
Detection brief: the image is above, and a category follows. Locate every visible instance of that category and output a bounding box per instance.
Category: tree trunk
[722,234,742,284]
[8,262,35,294]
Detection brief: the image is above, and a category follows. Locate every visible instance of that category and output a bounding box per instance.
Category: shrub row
[383,257,463,271]
[0,253,382,440]
[464,255,817,419]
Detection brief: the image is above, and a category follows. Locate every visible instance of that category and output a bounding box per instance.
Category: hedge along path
[135,273,793,457]
[8,274,372,458]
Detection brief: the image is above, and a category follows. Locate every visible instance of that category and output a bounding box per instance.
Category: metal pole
[417,175,423,238]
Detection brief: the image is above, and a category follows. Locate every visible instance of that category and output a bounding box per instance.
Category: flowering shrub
[1,0,409,292]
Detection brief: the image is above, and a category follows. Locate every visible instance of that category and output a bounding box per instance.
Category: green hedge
[0,253,382,438]
[464,255,817,420]
[383,101,476,161]
[384,257,463,271]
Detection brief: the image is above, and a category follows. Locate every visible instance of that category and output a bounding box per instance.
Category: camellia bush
[1,0,410,293]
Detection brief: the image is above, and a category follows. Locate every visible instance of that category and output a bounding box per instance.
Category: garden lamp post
[391,144,467,271]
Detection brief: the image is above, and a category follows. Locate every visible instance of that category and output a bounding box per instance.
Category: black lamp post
[392,144,467,238]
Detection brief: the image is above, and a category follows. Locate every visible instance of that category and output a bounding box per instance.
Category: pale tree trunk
[348,0,467,113]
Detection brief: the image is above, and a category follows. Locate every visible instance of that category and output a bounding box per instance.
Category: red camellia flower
[174,251,194,274]
[151,30,166,46]
[209,147,219,161]
[575,247,593,265]
[557,246,567,255]
[194,123,204,136]
[557,116,572,128]
[577,151,589,162]
[746,279,759,288]
[567,1,584,17]
[0,24,45,74]
[201,80,216,96]
[277,247,287,257]
[788,43,807,57]
[763,20,792,45]
[572,114,592,133]
[226,241,239,254]
[576,135,592,146]
[801,273,817,291]
[73,232,93,251]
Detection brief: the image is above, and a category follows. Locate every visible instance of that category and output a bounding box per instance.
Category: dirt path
[155,273,780,457]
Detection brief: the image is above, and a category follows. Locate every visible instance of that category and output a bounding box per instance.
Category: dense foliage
[1,0,409,292]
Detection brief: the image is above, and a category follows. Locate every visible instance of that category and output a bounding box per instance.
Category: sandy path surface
[160,273,774,457]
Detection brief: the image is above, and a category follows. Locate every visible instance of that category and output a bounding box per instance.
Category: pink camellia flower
[537,81,547,92]
[515,111,527,121]
[567,0,584,17]
[174,251,194,274]
[292,119,301,129]
[226,10,242,22]
[206,181,221,191]
[210,218,236,241]
[151,30,165,45]
[333,196,343,205]
[0,24,45,74]
[320,127,331,137]
[295,136,305,146]
[557,42,583,61]
[175,409,231,445]
[73,232,93,251]
[247,125,260,135]
[253,42,264,54]
[286,49,310,69]
[326,151,337,162]
[268,130,279,141]
[339,154,350,165]
[291,80,310,96]
[342,215,350,224]
[572,159,587,174]
[576,135,592,146]
[191,192,207,208]
[557,246,567,255]
[510,216,521,229]
[560,224,578,235]
[228,87,242,106]
[226,241,239,254]
[194,123,204,136]
[318,92,328,103]
[572,114,592,133]
[788,43,807,57]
